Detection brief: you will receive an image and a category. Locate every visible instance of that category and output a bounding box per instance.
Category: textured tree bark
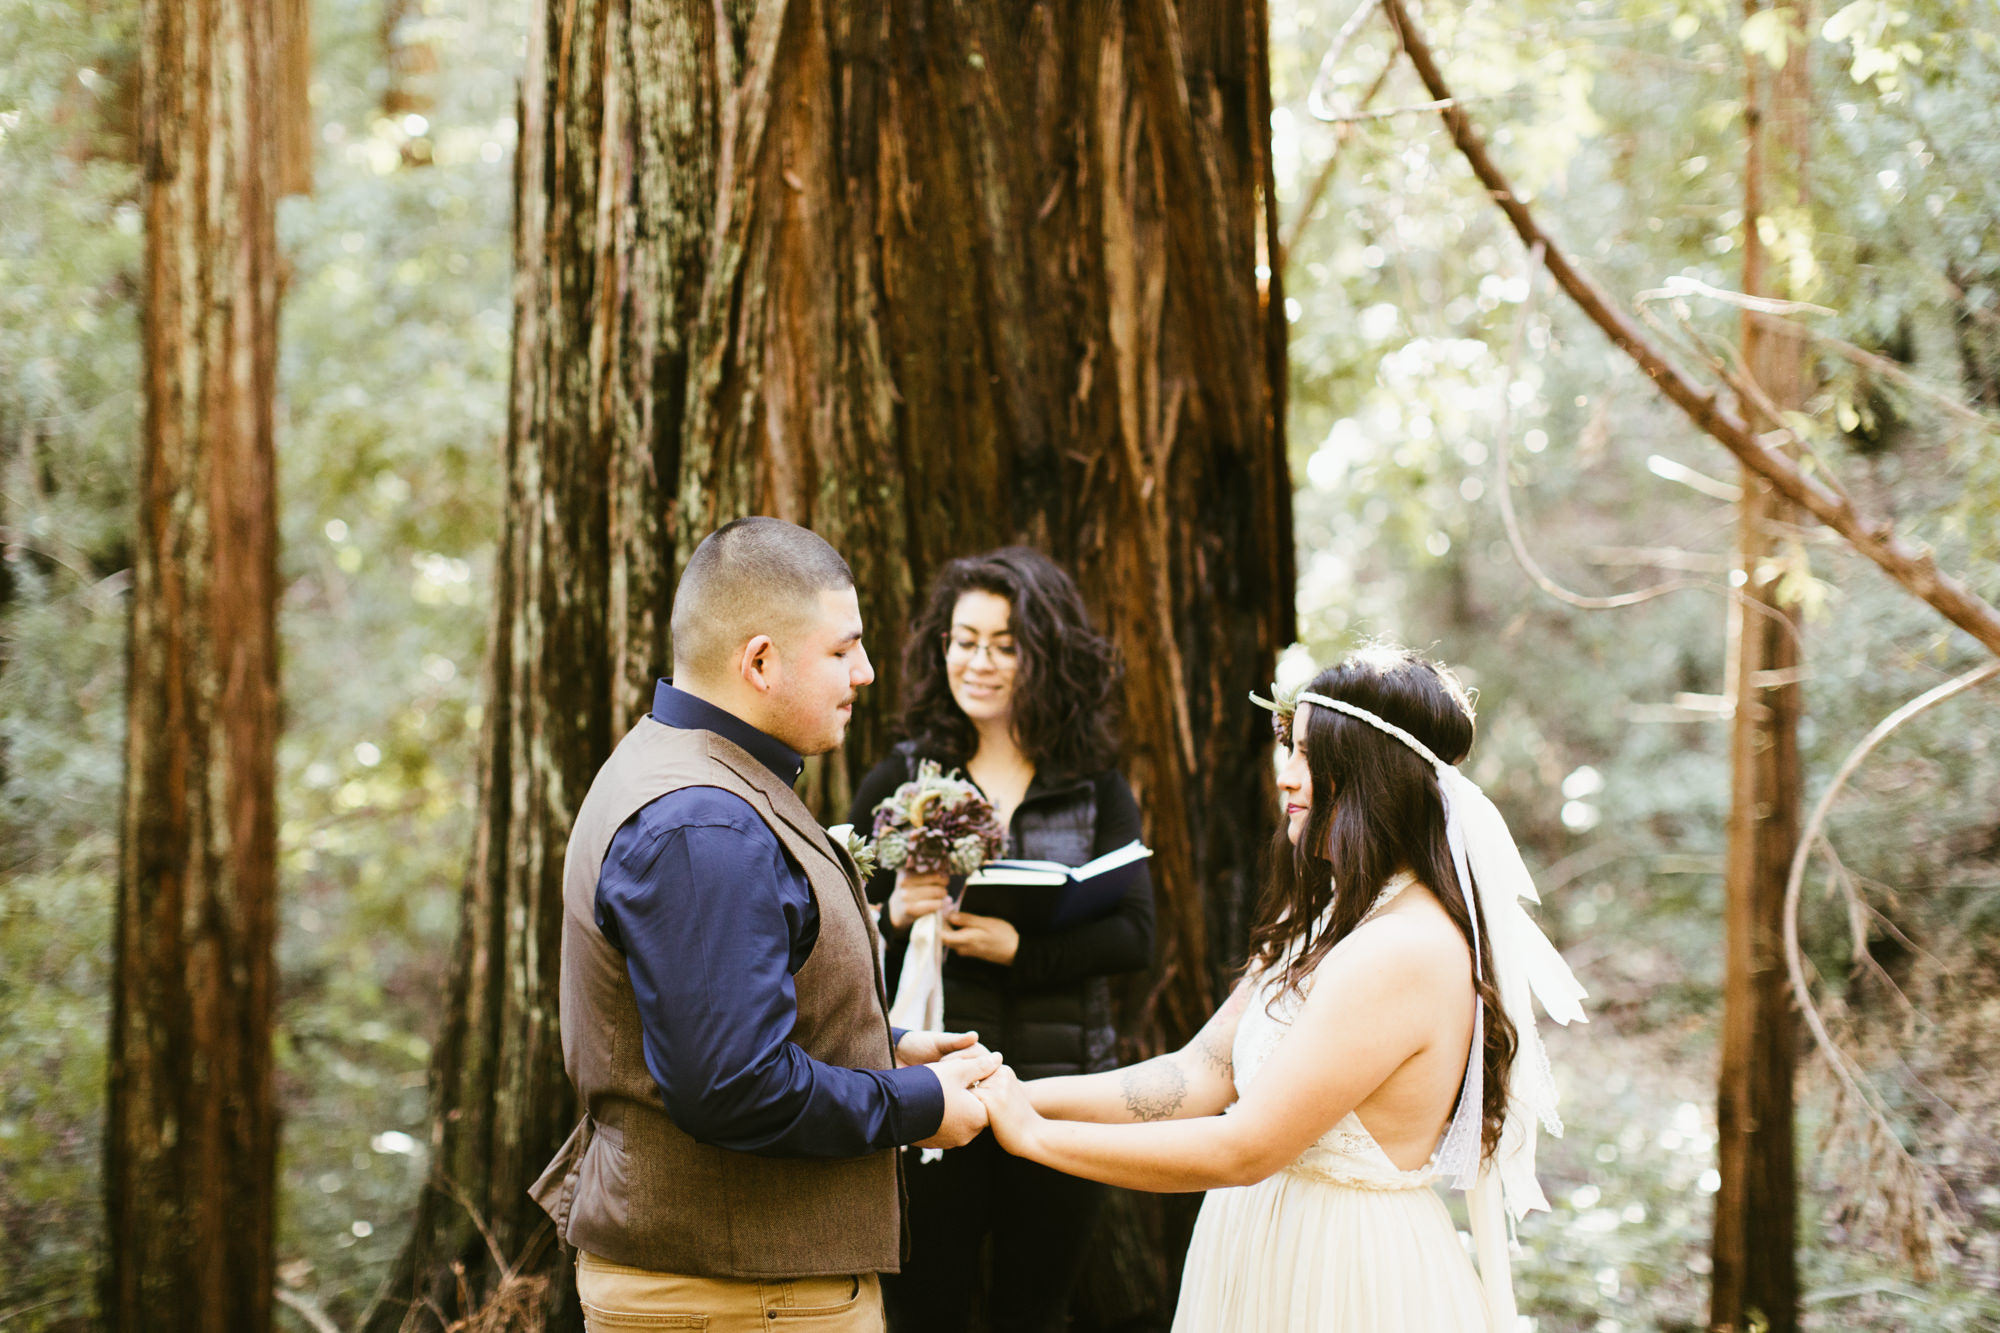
[1710,7,1806,1329]
[104,0,289,1323]
[367,2,1291,1328]
[276,0,314,193]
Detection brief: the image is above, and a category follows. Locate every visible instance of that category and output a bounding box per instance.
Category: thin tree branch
[275,1288,343,1333]
[1781,660,1999,1266]
[1744,309,2000,435]
[1322,94,1502,122]
[1304,0,1386,122]
[1708,337,1858,509]
[1636,273,1837,319]
[1377,0,2000,660]
[1494,244,1706,610]
[1281,57,1394,261]
[1633,283,1860,510]
[1490,247,1808,654]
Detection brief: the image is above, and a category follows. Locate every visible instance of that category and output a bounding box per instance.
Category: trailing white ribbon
[887,908,949,1164]
[888,912,947,1034]
[1289,690,1589,1328]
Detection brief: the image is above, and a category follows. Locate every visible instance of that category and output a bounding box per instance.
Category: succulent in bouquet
[869,759,1006,877]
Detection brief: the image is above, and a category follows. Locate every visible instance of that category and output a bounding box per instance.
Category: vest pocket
[568,1120,631,1240]
[531,1116,594,1235]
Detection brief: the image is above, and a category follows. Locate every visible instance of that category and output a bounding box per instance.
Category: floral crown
[1249,682,1303,744]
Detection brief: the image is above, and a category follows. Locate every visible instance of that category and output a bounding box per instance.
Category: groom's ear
[738,633,780,693]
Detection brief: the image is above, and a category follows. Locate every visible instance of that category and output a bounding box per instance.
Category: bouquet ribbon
[888,898,957,1163]
[888,907,949,1034]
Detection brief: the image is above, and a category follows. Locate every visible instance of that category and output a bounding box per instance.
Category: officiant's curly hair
[1249,647,1518,1161]
[899,547,1121,778]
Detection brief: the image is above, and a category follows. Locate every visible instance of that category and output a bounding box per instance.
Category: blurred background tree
[103,0,306,1322]
[2,0,1997,1332]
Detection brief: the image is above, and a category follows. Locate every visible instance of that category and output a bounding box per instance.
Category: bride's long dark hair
[1245,646,1517,1160]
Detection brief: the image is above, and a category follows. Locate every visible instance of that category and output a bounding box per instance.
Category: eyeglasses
[943,635,1018,667]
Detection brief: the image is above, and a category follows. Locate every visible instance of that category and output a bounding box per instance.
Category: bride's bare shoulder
[1337,887,1471,979]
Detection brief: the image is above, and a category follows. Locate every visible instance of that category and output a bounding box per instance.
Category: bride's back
[1322,881,1477,1171]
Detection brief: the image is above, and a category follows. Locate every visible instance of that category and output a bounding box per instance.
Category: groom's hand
[915,1049,1003,1150]
[895,1029,986,1066]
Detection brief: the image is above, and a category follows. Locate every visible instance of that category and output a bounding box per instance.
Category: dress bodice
[1228,874,1439,1193]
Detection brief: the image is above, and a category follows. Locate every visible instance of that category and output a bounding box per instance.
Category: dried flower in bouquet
[869,759,1006,877]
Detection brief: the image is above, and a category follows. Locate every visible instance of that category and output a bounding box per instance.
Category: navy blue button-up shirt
[594,682,944,1156]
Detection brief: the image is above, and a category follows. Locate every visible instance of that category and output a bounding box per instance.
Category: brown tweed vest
[529,716,905,1276]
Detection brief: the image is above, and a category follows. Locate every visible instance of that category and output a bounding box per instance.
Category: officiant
[847,546,1155,1333]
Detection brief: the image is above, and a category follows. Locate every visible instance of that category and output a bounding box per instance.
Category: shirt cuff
[882,1062,946,1145]
[889,1026,908,1053]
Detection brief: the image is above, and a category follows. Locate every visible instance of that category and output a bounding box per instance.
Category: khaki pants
[575,1252,885,1333]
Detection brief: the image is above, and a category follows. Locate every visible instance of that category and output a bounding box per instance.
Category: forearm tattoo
[1120,1059,1190,1122]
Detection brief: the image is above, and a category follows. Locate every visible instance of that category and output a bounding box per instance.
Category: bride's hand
[971,1064,1042,1155]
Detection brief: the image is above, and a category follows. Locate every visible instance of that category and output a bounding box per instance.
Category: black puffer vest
[890,745,1119,1079]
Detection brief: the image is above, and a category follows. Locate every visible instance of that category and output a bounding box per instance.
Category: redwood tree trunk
[104,0,287,1322]
[369,2,1291,1329]
[1710,6,1807,1328]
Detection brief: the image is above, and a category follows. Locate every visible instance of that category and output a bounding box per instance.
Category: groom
[531,517,999,1331]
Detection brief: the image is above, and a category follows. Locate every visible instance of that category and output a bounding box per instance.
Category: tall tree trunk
[1710,6,1808,1329]
[367,2,1291,1328]
[104,0,291,1322]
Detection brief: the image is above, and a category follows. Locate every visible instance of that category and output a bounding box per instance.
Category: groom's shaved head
[670,517,856,679]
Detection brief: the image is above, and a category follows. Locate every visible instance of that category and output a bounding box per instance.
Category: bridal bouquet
[869,760,1006,878]
[872,761,1006,1041]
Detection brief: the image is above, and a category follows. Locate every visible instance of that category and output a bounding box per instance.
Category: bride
[971,648,1587,1331]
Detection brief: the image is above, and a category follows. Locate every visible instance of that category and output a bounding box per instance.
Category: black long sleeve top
[848,750,1155,1076]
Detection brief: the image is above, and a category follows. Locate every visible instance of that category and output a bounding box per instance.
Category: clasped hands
[894,1029,1039,1153]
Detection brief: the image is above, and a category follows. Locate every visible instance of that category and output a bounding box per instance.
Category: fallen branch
[1376,0,2000,660]
[1780,659,1999,1270]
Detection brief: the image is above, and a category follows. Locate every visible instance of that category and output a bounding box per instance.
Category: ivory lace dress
[1171,875,1490,1332]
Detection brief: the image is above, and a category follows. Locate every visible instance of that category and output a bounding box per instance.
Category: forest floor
[1517,946,2000,1333]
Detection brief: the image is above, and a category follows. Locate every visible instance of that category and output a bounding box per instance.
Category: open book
[957,840,1153,933]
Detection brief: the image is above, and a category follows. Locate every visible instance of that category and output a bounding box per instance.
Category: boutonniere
[845,828,880,880]
[826,823,880,880]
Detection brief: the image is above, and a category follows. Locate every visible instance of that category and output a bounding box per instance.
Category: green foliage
[1273,0,2000,1326]
[0,0,516,1324]
[0,0,137,1322]
[268,0,518,1316]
